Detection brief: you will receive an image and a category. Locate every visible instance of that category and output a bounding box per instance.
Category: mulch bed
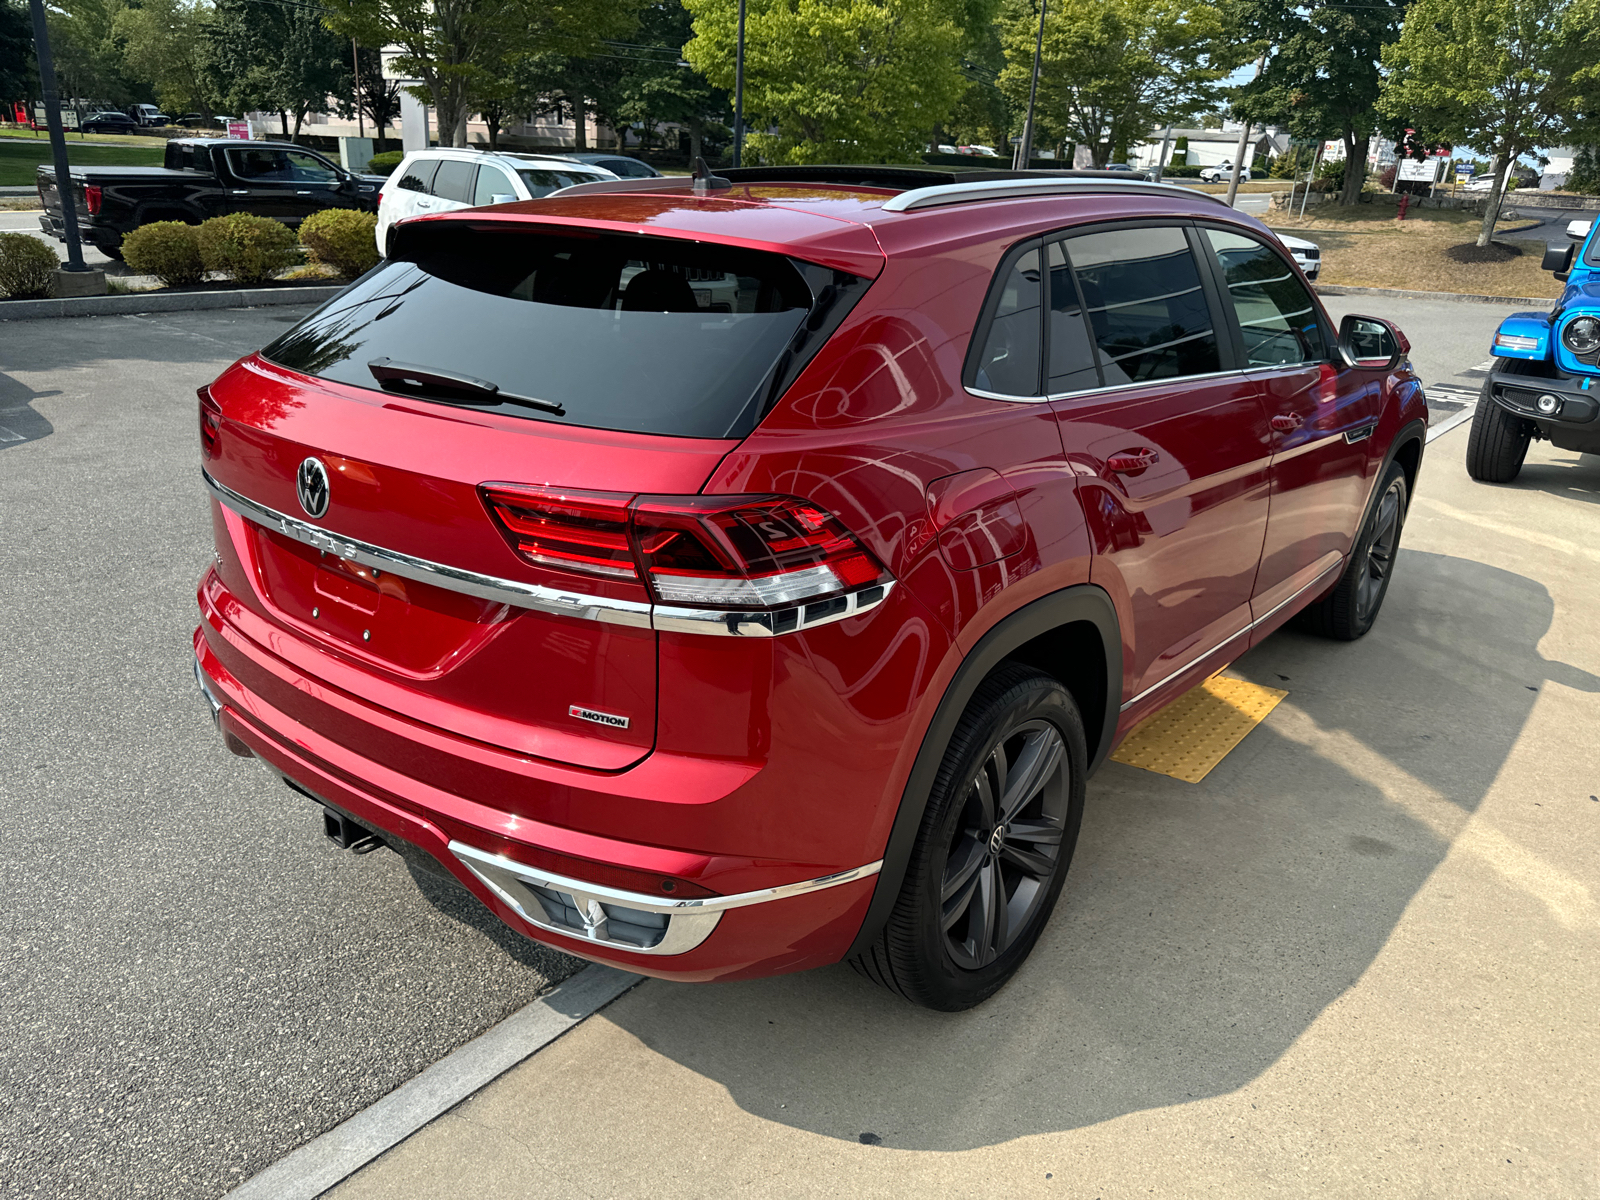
[1444,241,1523,264]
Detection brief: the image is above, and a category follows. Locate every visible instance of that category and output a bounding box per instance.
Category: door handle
[1107,449,1160,475]
[1270,413,1305,432]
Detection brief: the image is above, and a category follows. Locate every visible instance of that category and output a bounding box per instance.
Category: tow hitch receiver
[322,806,384,854]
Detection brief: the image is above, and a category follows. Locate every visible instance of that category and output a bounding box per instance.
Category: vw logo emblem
[296,457,330,518]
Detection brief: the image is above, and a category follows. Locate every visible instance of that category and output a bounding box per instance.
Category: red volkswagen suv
[193,167,1425,1010]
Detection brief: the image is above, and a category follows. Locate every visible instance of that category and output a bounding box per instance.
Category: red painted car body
[193,172,1426,983]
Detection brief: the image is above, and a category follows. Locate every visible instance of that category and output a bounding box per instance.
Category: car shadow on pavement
[599,549,1599,1151]
[0,372,59,449]
[1497,451,1600,507]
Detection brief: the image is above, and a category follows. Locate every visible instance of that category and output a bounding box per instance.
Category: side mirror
[1338,314,1405,371]
[1566,220,1592,242]
[489,193,517,205]
[1542,242,1575,274]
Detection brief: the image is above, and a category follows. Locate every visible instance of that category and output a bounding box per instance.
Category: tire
[1465,381,1532,482]
[1297,460,1409,641]
[850,663,1087,1011]
[100,243,123,261]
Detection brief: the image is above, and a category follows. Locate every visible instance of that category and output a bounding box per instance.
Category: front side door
[1049,224,1272,710]
[222,148,343,223]
[1197,227,1382,628]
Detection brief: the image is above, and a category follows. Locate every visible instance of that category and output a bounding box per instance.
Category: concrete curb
[221,964,642,1200]
[1315,284,1552,307]
[0,284,344,320]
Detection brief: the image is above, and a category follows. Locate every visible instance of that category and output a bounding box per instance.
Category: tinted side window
[1065,226,1221,385]
[967,246,1042,396]
[396,159,436,194]
[431,160,475,203]
[473,164,517,205]
[1204,229,1327,366]
[1046,241,1099,393]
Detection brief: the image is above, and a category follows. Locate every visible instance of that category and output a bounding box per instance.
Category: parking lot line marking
[0,425,23,443]
[1426,402,1478,443]
[1111,674,1287,783]
[221,963,641,1200]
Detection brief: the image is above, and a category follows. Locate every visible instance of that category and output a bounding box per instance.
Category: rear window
[516,168,607,197]
[261,223,868,439]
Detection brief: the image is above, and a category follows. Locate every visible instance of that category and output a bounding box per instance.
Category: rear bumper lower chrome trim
[449,841,882,956]
[202,469,892,637]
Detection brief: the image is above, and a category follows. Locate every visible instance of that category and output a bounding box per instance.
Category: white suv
[1199,162,1251,183]
[374,149,617,255]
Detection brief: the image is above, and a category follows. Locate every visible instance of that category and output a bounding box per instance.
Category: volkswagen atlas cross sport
[192,165,1426,1010]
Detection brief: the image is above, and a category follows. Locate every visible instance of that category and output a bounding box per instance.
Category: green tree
[46,0,146,110]
[322,0,638,148]
[612,4,729,160]
[212,0,348,139]
[1233,0,1408,206]
[114,0,220,116]
[996,0,1238,168]
[1381,0,1598,244]
[683,0,969,164]
[1,0,34,105]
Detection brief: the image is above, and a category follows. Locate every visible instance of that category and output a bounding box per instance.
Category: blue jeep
[1469,228,1600,480]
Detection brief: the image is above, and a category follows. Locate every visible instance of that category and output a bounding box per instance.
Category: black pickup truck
[37,138,383,258]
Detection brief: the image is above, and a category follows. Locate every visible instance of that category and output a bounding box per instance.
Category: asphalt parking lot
[3,295,1596,1197]
[0,308,581,1200]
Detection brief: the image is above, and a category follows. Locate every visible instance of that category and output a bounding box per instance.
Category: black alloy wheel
[1297,459,1410,641]
[851,663,1087,1011]
[940,718,1069,969]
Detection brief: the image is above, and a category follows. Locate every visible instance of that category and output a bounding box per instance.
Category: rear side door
[425,159,476,216]
[1047,223,1272,710]
[1197,227,1380,629]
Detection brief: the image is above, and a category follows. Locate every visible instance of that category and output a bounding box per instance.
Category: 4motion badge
[569,705,630,729]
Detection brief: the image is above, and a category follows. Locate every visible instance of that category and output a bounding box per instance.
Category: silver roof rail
[879,176,1229,213]
[548,176,692,199]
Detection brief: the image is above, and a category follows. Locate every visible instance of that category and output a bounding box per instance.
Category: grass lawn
[1268,198,1562,299]
[0,138,166,186]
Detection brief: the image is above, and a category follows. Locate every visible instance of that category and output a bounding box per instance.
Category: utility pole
[1013,0,1047,170]
[732,0,746,167]
[1151,123,1173,182]
[1226,48,1269,208]
[28,0,101,292]
[352,40,364,139]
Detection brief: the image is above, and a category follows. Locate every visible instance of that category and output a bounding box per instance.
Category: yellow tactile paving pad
[1111,674,1288,783]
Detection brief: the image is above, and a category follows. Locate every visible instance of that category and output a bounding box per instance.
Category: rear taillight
[84,185,102,215]
[198,386,222,457]
[481,486,890,611]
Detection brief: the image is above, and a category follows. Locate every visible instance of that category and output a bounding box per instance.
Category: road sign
[1398,157,1445,183]
[227,119,249,139]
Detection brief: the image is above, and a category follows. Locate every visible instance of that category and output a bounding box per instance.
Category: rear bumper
[37,213,118,248]
[191,621,882,982]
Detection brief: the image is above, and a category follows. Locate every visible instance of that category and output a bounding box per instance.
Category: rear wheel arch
[844,584,1120,959]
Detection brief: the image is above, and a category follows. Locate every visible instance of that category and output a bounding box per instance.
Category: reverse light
[198,386,222,457]
[84,185,102,215]
[481,486,891,611]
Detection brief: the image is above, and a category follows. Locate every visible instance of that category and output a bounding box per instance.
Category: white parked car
[1276,233,1322,280]
[374,149,617,255]
[1199,162,1251,183]
[1460,174,1497,192]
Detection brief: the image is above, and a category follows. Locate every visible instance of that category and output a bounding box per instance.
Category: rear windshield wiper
[367,358,565,415]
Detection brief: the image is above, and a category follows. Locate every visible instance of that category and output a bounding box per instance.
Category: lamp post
[27,0,87,273]
[732,0,746,167]
[1013,0,1046,171]
[352,39,364,139]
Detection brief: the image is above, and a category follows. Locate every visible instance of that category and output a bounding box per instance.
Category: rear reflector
[481,485,890,612]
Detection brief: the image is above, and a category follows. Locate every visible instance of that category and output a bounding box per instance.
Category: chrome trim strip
[203,470,892,638]
[880,177,1228,213]
[193,656,222,729]
[449,840,882,957]
[1118,557,1344,713]
[969,367,1256,407]
[203,470,654,628]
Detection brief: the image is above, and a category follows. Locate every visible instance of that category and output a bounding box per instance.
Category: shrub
[298,208,380,278]
[120,220,206,286]
[367,150,404,176]
[0,233,59,299]
[197,213,298,285]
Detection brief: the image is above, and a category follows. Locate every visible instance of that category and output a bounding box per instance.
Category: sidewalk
[323,422,1600,1198]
